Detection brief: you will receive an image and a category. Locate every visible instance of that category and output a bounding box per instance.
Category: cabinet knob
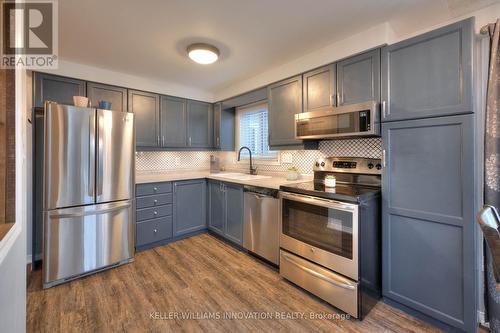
[153,199,158,205]
[153,211,158,215]
[153,229,158,233]
[153,187,158,192]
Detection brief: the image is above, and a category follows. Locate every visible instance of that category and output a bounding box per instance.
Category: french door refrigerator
[42,102,135,288]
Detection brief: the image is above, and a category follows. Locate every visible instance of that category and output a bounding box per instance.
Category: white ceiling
[59,0,497,97]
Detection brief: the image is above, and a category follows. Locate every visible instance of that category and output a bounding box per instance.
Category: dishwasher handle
[243,185,279,198]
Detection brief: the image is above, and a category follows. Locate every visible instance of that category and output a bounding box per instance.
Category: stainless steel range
[279,157,381,319]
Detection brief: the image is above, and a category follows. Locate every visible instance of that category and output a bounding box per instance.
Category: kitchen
[0,1,499,332]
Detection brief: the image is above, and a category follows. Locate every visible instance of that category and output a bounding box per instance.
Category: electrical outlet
[282,152,293,164]
[175,157,181,166]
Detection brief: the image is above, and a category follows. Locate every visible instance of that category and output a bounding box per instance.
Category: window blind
[238,104,277,160]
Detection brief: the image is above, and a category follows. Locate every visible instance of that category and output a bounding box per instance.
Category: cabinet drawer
[136,204,172,222]
[136,193,173,209]
[136,216,172,246]
[136,182,172,196]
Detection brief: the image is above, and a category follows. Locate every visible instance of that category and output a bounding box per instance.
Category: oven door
[280,192,359,280]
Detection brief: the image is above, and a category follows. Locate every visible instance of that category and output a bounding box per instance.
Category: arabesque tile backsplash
[136,138,382,174]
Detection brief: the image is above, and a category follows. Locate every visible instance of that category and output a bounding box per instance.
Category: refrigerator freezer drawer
[43,200,135,288]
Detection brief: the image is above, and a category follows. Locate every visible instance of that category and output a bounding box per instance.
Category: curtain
[485,19,500,333]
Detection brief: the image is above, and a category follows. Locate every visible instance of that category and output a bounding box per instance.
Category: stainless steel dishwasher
[243,186,280,265]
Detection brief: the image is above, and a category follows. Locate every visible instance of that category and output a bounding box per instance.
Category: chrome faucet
[237,146,257,175]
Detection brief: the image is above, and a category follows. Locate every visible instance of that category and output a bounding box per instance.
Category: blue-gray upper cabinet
[173,179,207,237]
[337,49,380,106]
[382,115,475,332]
[128,90,160,148]
[187,100,213,148]
[268,75,303,147]
[87,82,127,112]
[160,96,187,148]
[33,73,86,108]
[224,183,244,245]
[213,102,235,151]
[381,18,473,122]
[208,180,225,235]
[302,64,336,112]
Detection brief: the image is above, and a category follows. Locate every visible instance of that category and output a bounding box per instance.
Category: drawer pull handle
[153,211,158,215]
[153,229,158,233]
[282,253,355,290]
[153,187,158,192]
[153,199,158,205]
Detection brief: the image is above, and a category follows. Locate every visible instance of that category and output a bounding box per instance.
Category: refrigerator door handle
[88,114,96,198]
[97,113,104,197]
[48,201,132,219]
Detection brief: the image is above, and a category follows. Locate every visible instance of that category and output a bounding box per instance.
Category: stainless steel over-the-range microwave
[295,101,380,139]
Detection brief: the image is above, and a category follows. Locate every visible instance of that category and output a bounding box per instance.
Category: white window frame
[235,101,280,165]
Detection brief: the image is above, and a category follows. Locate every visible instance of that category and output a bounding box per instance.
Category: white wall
[0,67,28,332]
[37,60,214,102]
[213,2,500,101]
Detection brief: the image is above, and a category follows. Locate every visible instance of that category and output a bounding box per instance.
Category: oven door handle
[281,253,356,290]
[280,192,357,211]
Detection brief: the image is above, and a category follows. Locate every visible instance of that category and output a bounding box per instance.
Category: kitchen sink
[211,173,272,181]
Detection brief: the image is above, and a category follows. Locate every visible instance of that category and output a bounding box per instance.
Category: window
[237,102,278,162]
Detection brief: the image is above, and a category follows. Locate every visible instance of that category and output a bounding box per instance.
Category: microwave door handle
[281,253,356,290]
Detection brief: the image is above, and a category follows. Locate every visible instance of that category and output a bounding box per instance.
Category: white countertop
[136,170,312,190]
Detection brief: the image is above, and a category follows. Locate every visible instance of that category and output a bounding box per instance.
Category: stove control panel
[313,157,382,175]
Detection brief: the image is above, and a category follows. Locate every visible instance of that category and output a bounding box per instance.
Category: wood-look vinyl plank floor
[27,233,442,333]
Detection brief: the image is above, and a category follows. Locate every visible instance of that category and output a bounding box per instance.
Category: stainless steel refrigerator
[42,102,135,288]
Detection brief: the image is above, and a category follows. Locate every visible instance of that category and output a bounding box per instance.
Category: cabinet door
[187,100,213,148]
[208,180,224,235]
[128,90,159,148]
[382,115,475,331]
[224,183,244,245]
[303,64,336,112]
[337,49,380,106]
[87,82,127,112]
[173,180,206,237]
[160,96,187,147]
[213,103,235,151]
[381,18,472,122]
[268,75,303,146]
[33,73,86,107]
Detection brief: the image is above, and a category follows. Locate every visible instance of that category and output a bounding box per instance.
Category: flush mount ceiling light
[187,43,220,64]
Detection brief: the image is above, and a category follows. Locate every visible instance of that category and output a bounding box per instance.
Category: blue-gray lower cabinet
[223,183,244,244]
[135,182,174,249]
[382,114,476,332]
[173,179,207,237]
[208,180,244,245]
[208,180,225,235]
